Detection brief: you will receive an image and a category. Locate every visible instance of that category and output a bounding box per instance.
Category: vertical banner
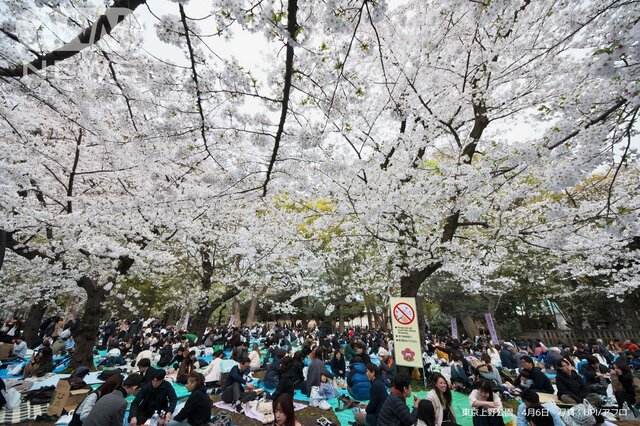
[450,317,458,340]
[390,297,424,368]
[485,313,498,344]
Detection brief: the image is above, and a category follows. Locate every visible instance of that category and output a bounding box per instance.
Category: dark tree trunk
[365,305,374,329]
[23,301,47,347]
[216,304,226,326]
[245,288,265,327]
[70,277,106,370]
[372,305,384,331]
[338,304,345,333]
[231,299,241,327]
[461,314,479,339]
[400,265,441,344]
[190,285,244,338]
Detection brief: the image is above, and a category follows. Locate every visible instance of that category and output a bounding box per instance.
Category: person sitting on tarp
[97,342,125,368]
[306,348,334,397]
[84,373,142,426]
[378,349,397,388]
[177,351,197,385]
[354,364,388,426]
[222,357,258,412]
[516,356,553,394]
[450,352,472,388]
[170,346,186,369]
[137,358,157,385]
[129,369,177,426]
[376,374,420,426]
[157,340,174,368]
[271,356,296,402]
[22,346,54,379]
[500,344,518,371]
[347,355,371,401]
[330,350,346,379]
[203,350,224,388]
[69,374,123,426]
[516,389,564,426]
[263,349,285,389]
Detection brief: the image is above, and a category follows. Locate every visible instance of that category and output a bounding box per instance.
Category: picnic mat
[213,400,306,422]
[324,389,515,426]
[0,400,48,424]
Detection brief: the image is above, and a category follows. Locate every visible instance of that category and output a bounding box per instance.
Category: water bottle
[150,411,159,426]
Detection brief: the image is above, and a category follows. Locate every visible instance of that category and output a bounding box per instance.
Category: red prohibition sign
[393,302,415,325]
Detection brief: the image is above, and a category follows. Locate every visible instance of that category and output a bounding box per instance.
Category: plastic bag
[2,388,21,409]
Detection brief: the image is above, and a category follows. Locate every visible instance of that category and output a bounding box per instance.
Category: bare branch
[0,0,147,78]
[262,0,298,196]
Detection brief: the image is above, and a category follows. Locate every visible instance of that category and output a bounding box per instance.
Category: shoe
[235,402,243,413]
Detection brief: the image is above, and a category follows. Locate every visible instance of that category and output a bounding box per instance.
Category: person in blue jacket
[354,363,388,425]
[347,356,371,401]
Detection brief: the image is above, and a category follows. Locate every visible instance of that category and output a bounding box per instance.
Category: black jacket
[556,370,589,402]
[366,377,388,417]
[330,355,346,377]
[224,365,248,391]
[376,393,418,426]
[518,366,554,393]
[291,359,305,387]
[582,363,609,386]
[172,385,212,426]
[157,346,173,367]
[271,369,296,402]
[129,380,177,420]
[500,349,518,369]
[141,367,158,385]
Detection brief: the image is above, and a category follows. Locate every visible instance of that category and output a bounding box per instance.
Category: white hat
[378,348,389,357]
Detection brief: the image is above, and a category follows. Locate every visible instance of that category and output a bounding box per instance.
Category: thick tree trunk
[461,314,479,339]
[372,305,384,331]
[338,305,345,333]
[23,301,47,347]
[232,299,241,327]
[245,288,265,326]
[216,304,226,326]
[400,265,441,344]
[365,305,374,329]
[70,277,106,370]
[191,285,244,338]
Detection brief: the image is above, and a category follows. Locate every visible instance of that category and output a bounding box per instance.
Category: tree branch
[0,0,146,78]
[67,129,83,214]
[262,0,298,196]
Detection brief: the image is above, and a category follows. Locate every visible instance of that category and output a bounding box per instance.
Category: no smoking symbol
[393,302,415,325]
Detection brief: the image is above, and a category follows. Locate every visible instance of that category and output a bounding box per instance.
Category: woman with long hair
[69,373,123,426]
[249,343,262,371]
[272,356,295,402]
[177,350,196,385]
[416,399,436,426]
[426,373,460,426]
[272,393,301,426]
[611,361,640,409]
[22,346,53,379]
[469,380,504,426]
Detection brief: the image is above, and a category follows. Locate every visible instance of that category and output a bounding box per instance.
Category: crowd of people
[0,315,639,426]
